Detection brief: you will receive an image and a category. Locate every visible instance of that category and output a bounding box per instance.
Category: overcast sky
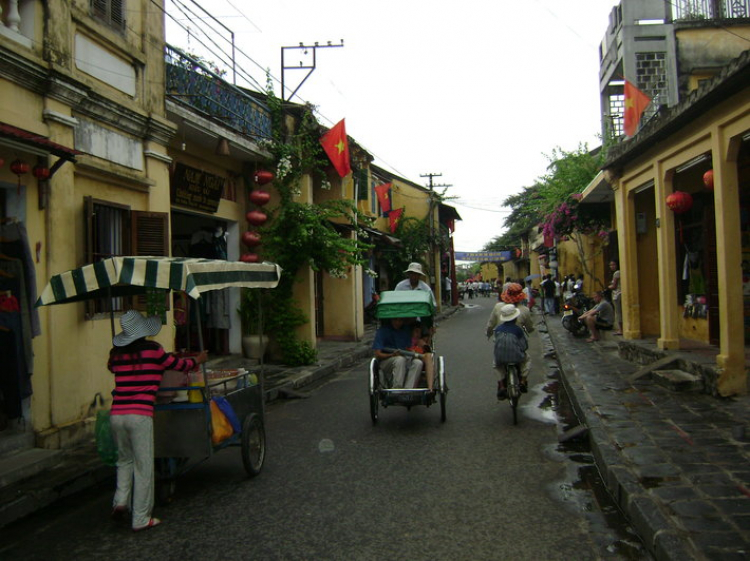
[166,0,619,253]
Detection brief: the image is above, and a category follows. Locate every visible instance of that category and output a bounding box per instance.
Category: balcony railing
[165,44,272,140]
[672,0,750,20]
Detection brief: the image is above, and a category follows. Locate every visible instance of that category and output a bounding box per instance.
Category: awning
[375,290,434,319]
[361,226,401,247]
[580,171,614,204]
[0,122,82,160]
[37,256,282,306]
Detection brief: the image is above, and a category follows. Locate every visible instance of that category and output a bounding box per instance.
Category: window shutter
[131,211,170,312]
[84,196,95,318]
[92,0,107,19]
[131,211,169,256]
[110,0,125,29]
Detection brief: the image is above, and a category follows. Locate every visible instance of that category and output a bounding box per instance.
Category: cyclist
[487,303,529,400]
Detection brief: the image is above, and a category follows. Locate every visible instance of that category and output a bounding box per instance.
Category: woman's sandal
[133,518,161,532]
[586,337,599,343]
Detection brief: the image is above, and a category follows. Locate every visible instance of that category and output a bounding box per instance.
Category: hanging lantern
[241,231,261,247]
[254,170,274,185]
[10,159,30,176]
[240,252,260,263]
[32,165,51,180]
[666,191,693,214]
[246,210,268,226]
[0,158,5,168]
[249,189,271,206]
[702,169,714,190]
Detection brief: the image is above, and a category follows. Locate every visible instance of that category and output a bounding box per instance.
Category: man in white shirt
[395,262,436,306]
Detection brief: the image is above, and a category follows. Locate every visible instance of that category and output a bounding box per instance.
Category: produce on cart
[37,256,281,502]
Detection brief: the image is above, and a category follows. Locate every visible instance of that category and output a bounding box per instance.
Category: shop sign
[171,163,224,213]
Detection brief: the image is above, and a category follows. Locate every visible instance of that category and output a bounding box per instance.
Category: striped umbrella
[37,256,282,306]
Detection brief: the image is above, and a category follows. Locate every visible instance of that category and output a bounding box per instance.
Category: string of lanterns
[240,169,272,263]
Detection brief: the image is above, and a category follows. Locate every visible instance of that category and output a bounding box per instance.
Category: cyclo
[368,290,448,424]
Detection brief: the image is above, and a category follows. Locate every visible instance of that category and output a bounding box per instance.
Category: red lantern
[0,158,5,168]
[254,170,274,185]
[32,165,51,180]
[10,159,29,176]
[702,169,714,190]
[240,253,260,263]
[666,191,693,214]
[249,189,271,206]
[246,210,268,226]
[241,231,261,247]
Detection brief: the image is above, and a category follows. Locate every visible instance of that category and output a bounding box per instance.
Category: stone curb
[544,316,699,561]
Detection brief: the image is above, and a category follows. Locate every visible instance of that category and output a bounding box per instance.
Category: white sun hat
[403,262,426,276]
[113,310,163,347]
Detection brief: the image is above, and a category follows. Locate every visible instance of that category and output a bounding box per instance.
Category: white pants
[110,414,155,529]
[379,355,424,388]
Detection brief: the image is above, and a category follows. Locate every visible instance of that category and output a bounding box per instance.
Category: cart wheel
[241,413,266,477]
[156,479,176,505]
[369,358,379,425]
[438,356,447,423]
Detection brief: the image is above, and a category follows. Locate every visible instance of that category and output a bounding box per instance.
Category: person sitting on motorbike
[578,290,614,343]
[373,317,424,389]
[488,304,529,399]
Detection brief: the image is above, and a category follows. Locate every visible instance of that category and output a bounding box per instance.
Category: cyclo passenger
[373,317,430,390]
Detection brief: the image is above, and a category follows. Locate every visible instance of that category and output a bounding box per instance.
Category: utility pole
[280,40,344,102]
[420,173,452,307]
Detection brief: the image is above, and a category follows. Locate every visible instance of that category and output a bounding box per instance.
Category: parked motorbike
[561,292,594,337]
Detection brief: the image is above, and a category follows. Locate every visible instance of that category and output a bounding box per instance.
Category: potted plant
[238,288,269,360]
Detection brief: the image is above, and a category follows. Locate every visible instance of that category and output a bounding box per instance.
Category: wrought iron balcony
[165,44,272,140]
[672,0,750,20]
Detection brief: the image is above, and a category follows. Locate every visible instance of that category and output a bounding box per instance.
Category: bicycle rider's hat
[113,310,163,347]
[501,283,525,304]
[499,304,521,323]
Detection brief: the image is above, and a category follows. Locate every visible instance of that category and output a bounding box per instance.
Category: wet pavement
[543,311,750,561]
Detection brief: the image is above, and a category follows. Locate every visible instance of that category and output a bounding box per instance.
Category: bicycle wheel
[507,365,520,426]
[369,359,379,425]
[438,356,447,423]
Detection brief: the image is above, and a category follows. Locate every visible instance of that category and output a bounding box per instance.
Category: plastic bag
[95,410,118,466]
[210,400,234,445]
[212,396,241,433]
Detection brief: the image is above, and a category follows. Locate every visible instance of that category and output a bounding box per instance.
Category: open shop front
[171,209,242,357]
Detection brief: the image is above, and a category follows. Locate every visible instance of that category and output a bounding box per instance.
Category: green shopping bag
[95,409,118,466]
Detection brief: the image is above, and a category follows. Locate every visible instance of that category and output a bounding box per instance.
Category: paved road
[0,298,649,560]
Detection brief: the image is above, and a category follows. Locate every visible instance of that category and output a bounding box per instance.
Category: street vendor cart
[37,256,281,501]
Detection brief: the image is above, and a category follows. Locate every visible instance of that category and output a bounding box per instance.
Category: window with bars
[84,197,169,316]
[608,94,625,138]
[91,0,125,31]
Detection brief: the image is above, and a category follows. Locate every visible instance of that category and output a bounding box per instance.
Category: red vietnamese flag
[388,208,403,233]
[320,119,351,177]
[623,80,651,137]
[374,182,392,213]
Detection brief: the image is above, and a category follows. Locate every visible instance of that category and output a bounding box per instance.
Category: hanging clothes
[0,293,29,421]
[0,221,40,337]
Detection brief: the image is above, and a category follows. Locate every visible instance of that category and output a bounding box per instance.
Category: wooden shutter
[131,211,169,256]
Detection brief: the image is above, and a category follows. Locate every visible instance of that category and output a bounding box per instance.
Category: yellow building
[586,50,750,396]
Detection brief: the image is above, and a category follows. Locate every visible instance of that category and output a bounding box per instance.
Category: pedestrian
[541,274,556,315]
[609,260,623,335]
[108,310,208,531]
[554,275,562,314]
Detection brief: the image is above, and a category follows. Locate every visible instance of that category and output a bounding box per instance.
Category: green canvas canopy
[36,256,282,306]
[375,290,434,319]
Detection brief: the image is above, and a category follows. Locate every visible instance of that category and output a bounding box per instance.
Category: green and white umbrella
[37,256,282,306]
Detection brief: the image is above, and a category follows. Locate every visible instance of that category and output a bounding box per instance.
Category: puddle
[541,366,650,560]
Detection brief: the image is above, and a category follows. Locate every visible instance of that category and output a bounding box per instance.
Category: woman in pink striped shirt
[108,310,207,531]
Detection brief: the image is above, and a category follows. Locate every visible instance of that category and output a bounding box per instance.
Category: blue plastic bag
[212,396,241,433]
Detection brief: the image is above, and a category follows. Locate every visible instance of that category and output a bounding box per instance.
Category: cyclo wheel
[241,413,266,477]
[369,358,379,425]
[438,356,447,423]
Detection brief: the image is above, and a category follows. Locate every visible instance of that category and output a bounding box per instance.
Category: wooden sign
[171,163,224,213]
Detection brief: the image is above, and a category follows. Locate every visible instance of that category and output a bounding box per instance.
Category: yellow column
[615,182,641,339]
[712,130,746,395]
[655,164,680,349]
